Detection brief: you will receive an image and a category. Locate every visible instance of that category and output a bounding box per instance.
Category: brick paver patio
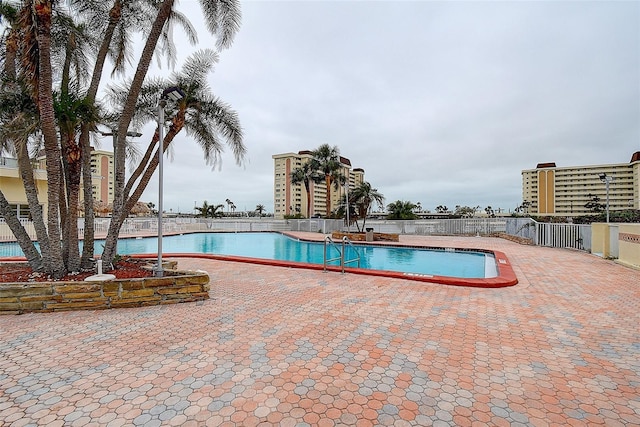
[1,234,639,426]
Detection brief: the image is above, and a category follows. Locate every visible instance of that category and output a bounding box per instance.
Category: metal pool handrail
[341,236,361,271]
[323,236,361,273]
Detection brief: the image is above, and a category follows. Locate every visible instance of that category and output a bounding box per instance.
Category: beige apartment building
[0,148,114,219]
[273,151,365,219]
[89,148,115,204]
[522,151,640,217]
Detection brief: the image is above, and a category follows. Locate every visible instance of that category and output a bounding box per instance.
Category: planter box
[331,231,399,242]
[0,265,210,315]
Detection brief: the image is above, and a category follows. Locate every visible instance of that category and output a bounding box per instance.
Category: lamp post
[345,179,349,231]
[156,86,186,277]
[598,173,613,223]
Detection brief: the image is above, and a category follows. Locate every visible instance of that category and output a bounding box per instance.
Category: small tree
[255,204,266,217]
[435,205,448,214]
[454,205,476,218]
[585,193,605,213]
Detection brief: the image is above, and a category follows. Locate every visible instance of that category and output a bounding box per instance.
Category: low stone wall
[331,231,399,242]
[0,270,210,315]
[495,233,534,245]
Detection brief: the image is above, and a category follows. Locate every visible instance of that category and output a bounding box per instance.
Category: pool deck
[1,233,639,426]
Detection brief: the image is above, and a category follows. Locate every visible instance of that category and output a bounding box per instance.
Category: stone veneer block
[0,264,210,314]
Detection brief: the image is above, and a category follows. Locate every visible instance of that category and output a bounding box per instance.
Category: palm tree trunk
[102,0,176,265]
[0,191,42,270]
[325,176,332,217]
[305,181,311,218]
[122,129,160,199]
[117,118,183,225]
[14,141,49,269]
[34,0,66,278]
[79,0,123,268]
[79,127,95,268]
[62,134,82,272]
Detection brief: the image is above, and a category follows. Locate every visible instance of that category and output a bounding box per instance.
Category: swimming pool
[0,232,518,287]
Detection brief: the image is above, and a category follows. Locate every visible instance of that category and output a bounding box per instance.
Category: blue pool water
[0,232,495,279]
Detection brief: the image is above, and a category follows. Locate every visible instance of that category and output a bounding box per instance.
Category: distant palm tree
[387,200,417,220]
[255,204,265,217]
[195,200,224,218]
[350,182,384,231]
[311,144,344,217]
[290,161,320,217]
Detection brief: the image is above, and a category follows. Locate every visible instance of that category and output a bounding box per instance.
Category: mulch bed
[0,258,154,283]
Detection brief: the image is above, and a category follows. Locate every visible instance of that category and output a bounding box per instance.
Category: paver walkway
[1,234,639,426]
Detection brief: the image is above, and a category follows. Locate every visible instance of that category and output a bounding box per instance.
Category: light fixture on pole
[98,129,142,175]
[598,173,613,223]
[156,86,186,277]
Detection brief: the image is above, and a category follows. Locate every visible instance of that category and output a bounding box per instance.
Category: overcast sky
[121,0,640,215]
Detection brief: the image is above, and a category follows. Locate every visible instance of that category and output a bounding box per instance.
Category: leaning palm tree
[103,0,241,266]
[350,181,384,232]
[255,204,265,217]
[311,144,344,217]
[102,49,244,252]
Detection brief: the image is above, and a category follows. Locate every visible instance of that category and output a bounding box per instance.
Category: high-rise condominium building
[521,151,640,217]
[272,151,365,219]
[88,148,115,204]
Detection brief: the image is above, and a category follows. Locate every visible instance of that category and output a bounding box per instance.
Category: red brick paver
[1,234,639,426]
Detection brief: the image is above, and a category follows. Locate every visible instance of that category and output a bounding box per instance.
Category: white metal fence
[1,216,593,252]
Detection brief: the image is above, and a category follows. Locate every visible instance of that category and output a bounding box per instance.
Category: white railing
[1,216,593,252]
[534,222,592,251]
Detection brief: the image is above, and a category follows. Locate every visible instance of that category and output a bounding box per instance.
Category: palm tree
[0,4,47,271]
[102,0,241,266]
[225,198,232,214]
[311,144,344,217]
[101,49,244,253]
[73,0,154,269]
[350,181,384,232]
[32,0,67,278]
[194,200,224,218]
[386,200,418,220]
[290,160,320,217]
[255,204,265,217]
[210,204,225,218]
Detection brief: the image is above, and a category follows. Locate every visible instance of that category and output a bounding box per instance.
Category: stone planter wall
[0,270,210,315]
[331,231,399,242]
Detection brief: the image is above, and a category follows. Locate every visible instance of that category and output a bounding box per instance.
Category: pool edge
[125,249,518,288]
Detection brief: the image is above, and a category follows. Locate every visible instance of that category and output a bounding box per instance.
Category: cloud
[131,0,639,214]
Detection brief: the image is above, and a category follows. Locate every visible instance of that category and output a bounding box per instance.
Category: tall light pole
[156,86,186,277]
[345,178,349,231]
[599,173,613,223]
